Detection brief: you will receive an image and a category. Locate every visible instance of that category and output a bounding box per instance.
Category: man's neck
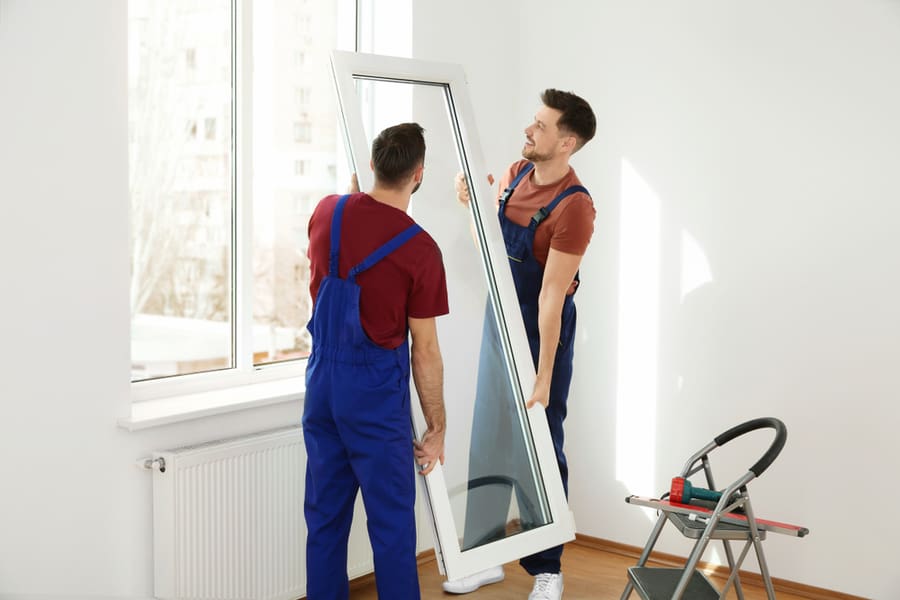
[367,186,411,213]
[531,155,572,186]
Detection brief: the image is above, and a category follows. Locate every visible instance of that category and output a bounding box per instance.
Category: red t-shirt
[497,160,595,294]
[307,193,449,349]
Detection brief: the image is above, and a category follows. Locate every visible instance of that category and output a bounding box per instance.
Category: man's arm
[409,316,446,475]
[526,248,583,409]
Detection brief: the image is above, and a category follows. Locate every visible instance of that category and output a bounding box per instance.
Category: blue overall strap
[531,185,590,227]
[348,224,423,283]
[329,194,352,277]
[498,162,535,208]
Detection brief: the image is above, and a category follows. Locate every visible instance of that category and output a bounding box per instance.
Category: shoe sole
[442,573,505,594]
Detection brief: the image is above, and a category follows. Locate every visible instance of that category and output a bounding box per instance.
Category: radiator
[151,425,375,600]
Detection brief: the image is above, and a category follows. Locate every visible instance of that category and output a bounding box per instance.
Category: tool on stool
[670,476,726,504]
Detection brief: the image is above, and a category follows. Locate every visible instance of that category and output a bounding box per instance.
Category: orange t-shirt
[497,160,595,293]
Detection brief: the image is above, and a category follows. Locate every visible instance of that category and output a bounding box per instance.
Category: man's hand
[348,173,359,193]
[454,172,494,207]
[525,378,551,409]
[414,428,445,476]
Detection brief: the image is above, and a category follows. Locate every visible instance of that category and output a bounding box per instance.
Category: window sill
[118,376,305,431]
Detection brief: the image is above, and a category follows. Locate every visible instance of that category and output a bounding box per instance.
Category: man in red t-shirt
[445,90,596,600]
[303,123,448,599]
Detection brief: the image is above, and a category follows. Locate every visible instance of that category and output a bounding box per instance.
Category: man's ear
[369,159,375,172]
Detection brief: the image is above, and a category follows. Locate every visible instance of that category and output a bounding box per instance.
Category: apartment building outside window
[128,0,360,384]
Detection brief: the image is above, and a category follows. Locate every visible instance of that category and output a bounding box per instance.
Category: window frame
[330,49,576,580]
[128,0,359,406]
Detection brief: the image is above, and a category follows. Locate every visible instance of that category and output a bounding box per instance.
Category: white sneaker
[528,572,563,600]
[441,565,505,594]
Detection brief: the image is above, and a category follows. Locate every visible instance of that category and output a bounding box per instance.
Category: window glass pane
[354,78,552,549]
[129,0,233,381]
[251,0,345,366]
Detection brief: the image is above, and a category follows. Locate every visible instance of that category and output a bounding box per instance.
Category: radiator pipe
[138,457,166,472]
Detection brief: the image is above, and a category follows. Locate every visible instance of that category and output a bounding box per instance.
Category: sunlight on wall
[615,159,661,498]
[680,229,713,303]
[705,546,723,570]
[677,230,713,393]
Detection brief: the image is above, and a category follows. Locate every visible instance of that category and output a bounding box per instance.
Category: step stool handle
[714,417,787,478]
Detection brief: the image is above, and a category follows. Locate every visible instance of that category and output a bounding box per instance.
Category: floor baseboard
[346,536,868,599]
[572,534,868,600]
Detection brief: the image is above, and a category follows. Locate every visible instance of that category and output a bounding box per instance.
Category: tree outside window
[128,0,353,382]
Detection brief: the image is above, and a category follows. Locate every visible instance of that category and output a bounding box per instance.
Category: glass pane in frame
[128,0,233,381]
[250,0,347,367]
[330,50,575,579]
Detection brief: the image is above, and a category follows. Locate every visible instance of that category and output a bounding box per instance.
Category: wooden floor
[349,542,812,599]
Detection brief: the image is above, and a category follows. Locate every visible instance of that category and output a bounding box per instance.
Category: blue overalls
[504,163,588,574]
[302,194,423,599]
[463,163,589,574]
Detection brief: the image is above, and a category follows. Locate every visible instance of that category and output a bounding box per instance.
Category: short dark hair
[541,89,596,152]
[371,122,426,188]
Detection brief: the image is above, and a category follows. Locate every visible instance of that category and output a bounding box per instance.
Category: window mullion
[234,0,254,372]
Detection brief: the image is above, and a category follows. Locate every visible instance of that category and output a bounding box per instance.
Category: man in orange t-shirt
[445,90,596,600]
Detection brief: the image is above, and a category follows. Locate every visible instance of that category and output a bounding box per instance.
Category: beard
[522,143,553,162]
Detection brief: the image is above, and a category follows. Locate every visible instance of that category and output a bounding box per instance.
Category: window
[293,121,312,144]
[128,0,359,387]
[204,117,216,140]
[296,87,311,107]
[331,49,575,580]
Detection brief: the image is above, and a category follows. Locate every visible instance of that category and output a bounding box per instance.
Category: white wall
[505,1,899,598]
[1,1,897,598]
[0,2,301,598]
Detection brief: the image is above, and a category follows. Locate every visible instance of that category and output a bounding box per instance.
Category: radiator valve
[138,457,166,473]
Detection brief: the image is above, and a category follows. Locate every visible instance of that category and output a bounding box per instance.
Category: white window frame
[330,49,575,580]
[123,0,361,427]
